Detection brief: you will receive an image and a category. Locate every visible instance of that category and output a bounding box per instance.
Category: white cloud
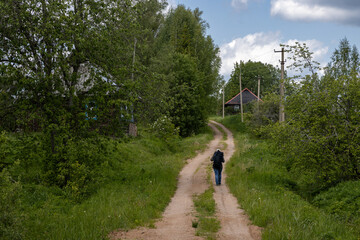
[219,32,328,79]
[270,0,360,25]
[231,0,248,9]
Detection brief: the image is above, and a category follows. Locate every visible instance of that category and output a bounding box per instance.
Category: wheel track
[109,121,261,240]
[210,120,262,240]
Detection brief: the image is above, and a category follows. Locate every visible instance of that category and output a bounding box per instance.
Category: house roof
[225,88,263,106]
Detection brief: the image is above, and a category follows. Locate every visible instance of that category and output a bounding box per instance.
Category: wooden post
[257,75,260,110]
[239,64,243,122]
[130,37,137,134]
[222,86,225,118]
[131,38,137,82]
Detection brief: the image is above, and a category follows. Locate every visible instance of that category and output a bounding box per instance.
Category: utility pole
[131,38,137,82]
[239,65,243,122]
[257,75,261,110]
[222,86,224,119]
[274,47,285,122]
[129,37,137,137]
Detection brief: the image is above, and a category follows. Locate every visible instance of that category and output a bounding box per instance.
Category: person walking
[211,149,225,186]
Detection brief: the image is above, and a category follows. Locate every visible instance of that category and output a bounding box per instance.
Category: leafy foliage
[264,40,360,196]
[218,116,360,240]
[0,125,212,240]
[150,115,180,150]
[284,41,321,77]
[247,91,280,129]
[0,0,137,134]
[224,60,281,102]
[0,0,220,190]
[325,38,360,78]
[151,5,221,136]
[0,1,222,237]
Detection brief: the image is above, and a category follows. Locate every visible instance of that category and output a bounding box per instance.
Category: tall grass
[217,115,360,240]
[14,129,212,240]
[193,165,220,240]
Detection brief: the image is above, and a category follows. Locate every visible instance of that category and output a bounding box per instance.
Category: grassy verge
[216,115,360,240]
[2,128,213,240]
[193,165,220,240]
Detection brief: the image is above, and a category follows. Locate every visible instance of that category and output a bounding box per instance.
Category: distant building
[225,88,262,111]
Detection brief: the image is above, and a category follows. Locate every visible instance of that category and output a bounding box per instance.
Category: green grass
[192,165,220,240]
[312,181,360,224]
[216,115,360,240]
[6,128,213,240]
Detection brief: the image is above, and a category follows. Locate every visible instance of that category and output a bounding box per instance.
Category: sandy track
[210,121,262,240]
[109,123,223,240]
[109,121,261,240]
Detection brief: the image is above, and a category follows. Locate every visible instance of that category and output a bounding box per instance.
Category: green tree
[0,0,143,192]
[130,0,169,125]
[152,5,221,136]
[224,60,281,103]
[285,41,321,77]
[269,39,360,195]
[325,38,360,78]
[0,0,138,134]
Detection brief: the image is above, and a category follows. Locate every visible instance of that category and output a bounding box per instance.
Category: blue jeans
[214,168,222,185]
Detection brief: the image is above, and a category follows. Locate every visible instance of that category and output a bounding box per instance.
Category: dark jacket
[211,150,224,169]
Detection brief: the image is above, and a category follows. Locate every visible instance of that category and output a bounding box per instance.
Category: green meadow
[214,115,360,240]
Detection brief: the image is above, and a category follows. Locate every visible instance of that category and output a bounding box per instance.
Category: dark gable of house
[225,88,262,107]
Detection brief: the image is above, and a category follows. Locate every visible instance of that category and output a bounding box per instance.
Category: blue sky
[166,0,360,80]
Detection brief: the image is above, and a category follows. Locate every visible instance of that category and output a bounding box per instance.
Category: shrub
[43,136,117,202]
[151,115,179,140]
[263,74,360,196]
[247,91,279,129]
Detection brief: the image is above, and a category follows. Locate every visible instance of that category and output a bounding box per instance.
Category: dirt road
[210,121,262,240]
[110,121,261,240]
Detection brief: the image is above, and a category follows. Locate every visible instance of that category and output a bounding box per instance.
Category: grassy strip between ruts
[210,118,227,140]
[215,115,360,240]
[15,127,213,240]
[193,164,220,240]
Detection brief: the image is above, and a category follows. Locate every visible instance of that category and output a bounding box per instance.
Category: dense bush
[254,40,360,196]
[246,91,279,130]
[0,130,120,202]
[267,74,360,196]
[0,125,212,240]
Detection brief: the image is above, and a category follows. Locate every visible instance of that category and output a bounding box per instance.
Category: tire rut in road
[210,120,262,240]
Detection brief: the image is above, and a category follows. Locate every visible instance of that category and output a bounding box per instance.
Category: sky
[166,0,360,80]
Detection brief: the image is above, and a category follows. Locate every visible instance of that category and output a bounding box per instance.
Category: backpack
[212,151,223,169]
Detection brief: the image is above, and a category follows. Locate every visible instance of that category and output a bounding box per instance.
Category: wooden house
[225,88,262,111]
